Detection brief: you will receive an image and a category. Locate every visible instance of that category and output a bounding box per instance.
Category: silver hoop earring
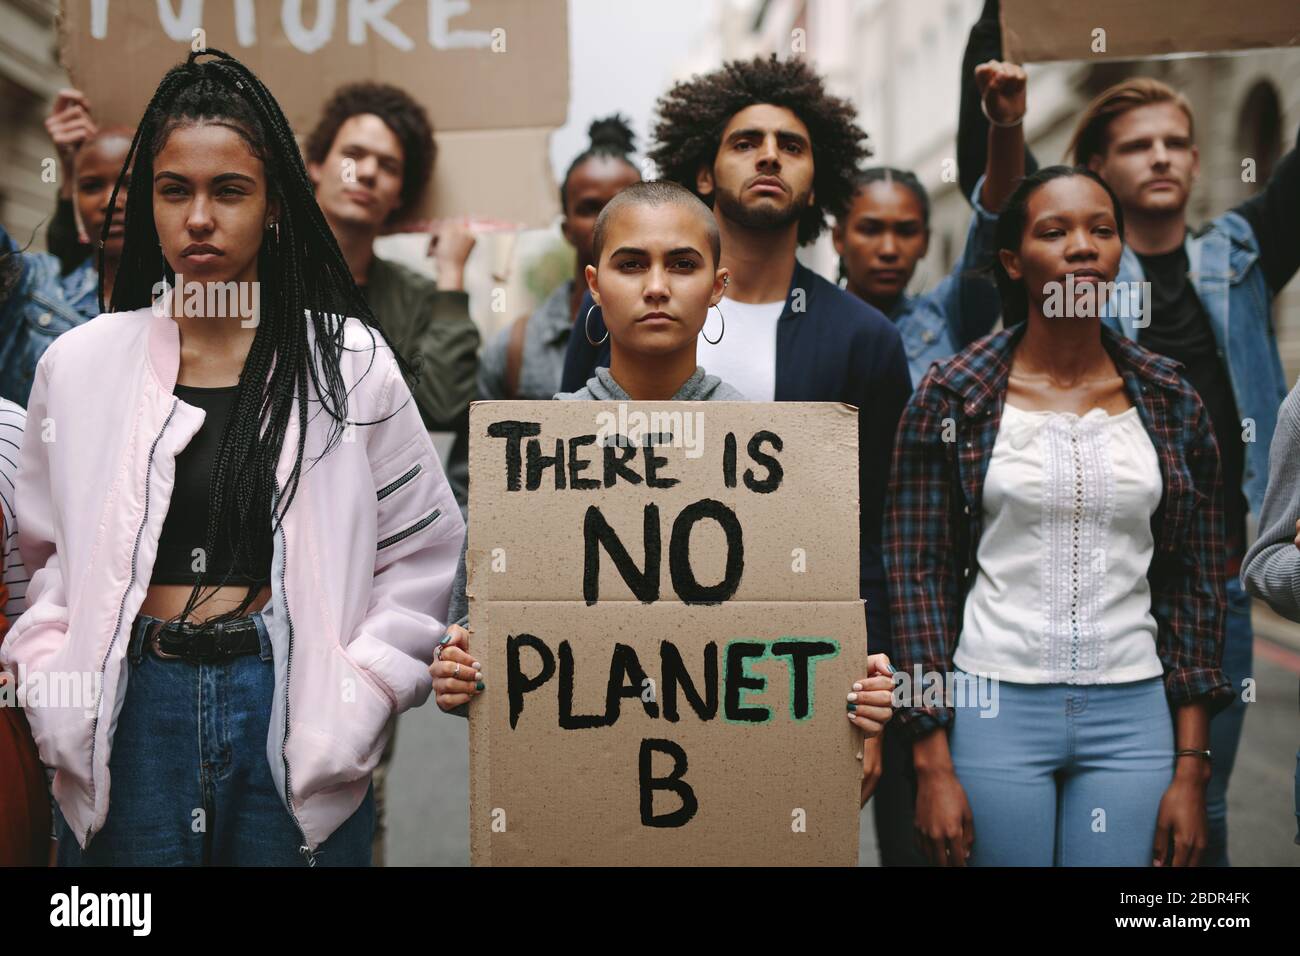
[702,303,725,346]
[585,304,609,346]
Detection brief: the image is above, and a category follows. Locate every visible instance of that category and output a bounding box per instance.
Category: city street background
[0,0,1295,867]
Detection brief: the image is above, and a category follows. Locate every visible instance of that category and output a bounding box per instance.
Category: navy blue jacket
[561,260,914,655]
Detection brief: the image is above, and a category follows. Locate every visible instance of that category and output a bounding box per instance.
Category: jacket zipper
[85,398,179,846]
[376,463,421,501]
[274,478,317,866]
[377,508,440,550]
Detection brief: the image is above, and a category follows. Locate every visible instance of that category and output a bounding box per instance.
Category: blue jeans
[56,612,374,867]
[949,673,1174,866]
[1203,576,1253,867]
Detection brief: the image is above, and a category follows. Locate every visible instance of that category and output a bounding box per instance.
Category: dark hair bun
[587,114,635,155]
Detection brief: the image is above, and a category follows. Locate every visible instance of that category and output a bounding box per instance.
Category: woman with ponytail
[0,50,464,866]
[478,114,641,400]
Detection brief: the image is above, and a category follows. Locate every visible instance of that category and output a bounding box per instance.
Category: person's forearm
[913,726,956,775]
[1243,541,1300,620]
[957,1,1005,204]
[1172,702,1213,785]
[981,114,1025,212]
[958,1,1038,209]
[1242,407,1300,617]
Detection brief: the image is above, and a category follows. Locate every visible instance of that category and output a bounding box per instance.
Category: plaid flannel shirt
[885,322,1233,739]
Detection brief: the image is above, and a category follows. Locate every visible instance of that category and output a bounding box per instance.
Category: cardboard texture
[467,401,868,866]
[58,0,567,225]
[1002,0,1300,63]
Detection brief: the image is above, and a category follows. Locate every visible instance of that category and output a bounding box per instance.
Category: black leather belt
[144,617,262,664]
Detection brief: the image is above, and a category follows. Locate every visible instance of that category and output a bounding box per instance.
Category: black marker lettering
[507,632,554,729]
[724,641,769,722]
[660,640,718,722]
[603,440,643,487]
[487,421,541,491]
[769,640,837,719]
[638,738,698,828]
[558,640,613,729]
[583,505,661,605]
[744,430,784,493]
[669,499,744,604]
[526,438,567,490]
[567,434,600,490]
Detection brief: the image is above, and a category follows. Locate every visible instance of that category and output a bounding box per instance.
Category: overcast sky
[547,0,716,182]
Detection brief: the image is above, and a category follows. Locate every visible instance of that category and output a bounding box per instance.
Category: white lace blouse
[953,402,1166,685]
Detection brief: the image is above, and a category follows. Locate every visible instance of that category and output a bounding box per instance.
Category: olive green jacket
[363,255,479,507]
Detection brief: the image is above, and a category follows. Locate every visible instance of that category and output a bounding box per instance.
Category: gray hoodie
[556,365,747,402]
[1243,381,1300,621]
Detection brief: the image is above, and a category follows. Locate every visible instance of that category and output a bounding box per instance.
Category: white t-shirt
[953,403,1165,685]
[696,297,783,401]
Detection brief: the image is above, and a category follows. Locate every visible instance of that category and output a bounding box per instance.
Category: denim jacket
[0,223,99,406]
[892,176,1002,386]
[1107,217,1283,518]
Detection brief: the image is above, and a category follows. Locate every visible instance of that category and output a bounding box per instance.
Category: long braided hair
[103,49,409,624]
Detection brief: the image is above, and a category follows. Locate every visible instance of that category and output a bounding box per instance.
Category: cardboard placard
[1001,0,1300,63]
[466,401,868,866]
[58,0,568,225]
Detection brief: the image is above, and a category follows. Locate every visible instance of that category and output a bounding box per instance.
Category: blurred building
[676,0,1300,379]
[0,0,62,252]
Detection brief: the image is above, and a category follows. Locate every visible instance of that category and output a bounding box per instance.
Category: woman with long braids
[0,50,464,866]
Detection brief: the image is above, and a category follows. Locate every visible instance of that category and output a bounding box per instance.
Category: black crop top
[149,383,272,587]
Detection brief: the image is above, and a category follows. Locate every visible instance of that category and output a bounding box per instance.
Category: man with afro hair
[561,56,913,765]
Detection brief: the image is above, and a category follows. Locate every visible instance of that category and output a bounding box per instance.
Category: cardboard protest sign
[466,402,868,866]
[1002,0,1300,63]
[58,0,567,225]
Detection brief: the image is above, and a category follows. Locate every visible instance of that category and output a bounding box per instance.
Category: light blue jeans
[949,671,1174,866]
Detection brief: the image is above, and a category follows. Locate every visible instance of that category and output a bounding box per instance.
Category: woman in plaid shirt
[885,167,1232,867]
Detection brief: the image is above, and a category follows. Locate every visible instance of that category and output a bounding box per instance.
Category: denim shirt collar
[535,279,575,345]
[65,257,101,315]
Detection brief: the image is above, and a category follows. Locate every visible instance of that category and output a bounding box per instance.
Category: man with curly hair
[560,57,913,803]
[304,83,480,866]
[305,82,479,507]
